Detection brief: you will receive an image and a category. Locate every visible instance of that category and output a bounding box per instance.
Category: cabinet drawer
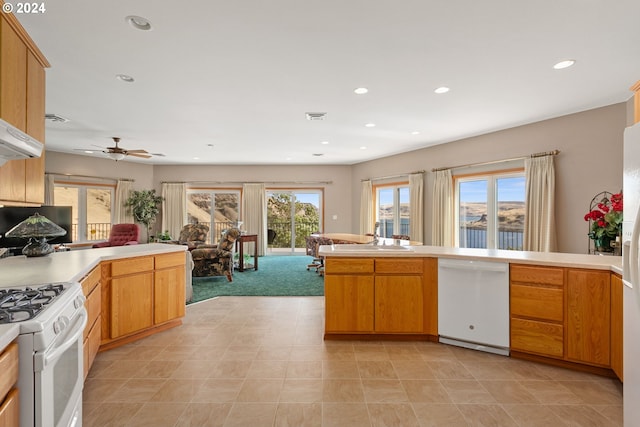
[84,285,101,340]
[0,388,19,427]
[511,284,563,322]
[84,316,101,379]
[325,258,374,274]
[111,256,154,276]
[375,258,424,274]
[0,343,18,402]
[155,252,185,269]
[511,265,563,286]
[511,318,563,358]
[81,266,101,295]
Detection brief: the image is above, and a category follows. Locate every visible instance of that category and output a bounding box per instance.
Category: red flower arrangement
[584,192,623,242]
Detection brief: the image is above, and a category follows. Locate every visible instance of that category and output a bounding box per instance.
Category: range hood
[0,118,44,166]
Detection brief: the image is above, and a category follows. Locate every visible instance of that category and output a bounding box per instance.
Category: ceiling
[15,0,640,165]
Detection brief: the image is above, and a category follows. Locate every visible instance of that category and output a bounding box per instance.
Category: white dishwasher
[438,258,510,356]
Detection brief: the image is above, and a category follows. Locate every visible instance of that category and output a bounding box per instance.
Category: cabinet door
[110,272,153,338]
[611,273,623,380]
[325,275,374,332]
[375,275,423,333]
[24,51,45,204]
[566,269,610,366]
[154,266,186,324]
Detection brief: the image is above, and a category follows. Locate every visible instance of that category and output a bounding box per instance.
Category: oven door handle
[36,307,88,371]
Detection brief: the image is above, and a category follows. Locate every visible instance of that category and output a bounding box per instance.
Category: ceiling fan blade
[127,152,152,158]
[125,149,149,154]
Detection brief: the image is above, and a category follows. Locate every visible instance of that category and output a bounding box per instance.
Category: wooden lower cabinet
[324,257,435,337]
[611,273,623,380]
[110,271,154,338]
[81,266,101,378]
[0,343,19,426]
[566,269,611,366]
[154,253,186,324]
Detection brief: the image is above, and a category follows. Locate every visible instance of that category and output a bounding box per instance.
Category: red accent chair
[92,224,140,248]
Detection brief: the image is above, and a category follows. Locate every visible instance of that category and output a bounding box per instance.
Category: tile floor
[83,296,623,427]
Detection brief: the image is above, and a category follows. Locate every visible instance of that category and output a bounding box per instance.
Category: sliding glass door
[186,190,240,244]
[267,190,322,253]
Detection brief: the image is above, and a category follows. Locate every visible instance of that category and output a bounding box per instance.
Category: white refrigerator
[623,122,640,426]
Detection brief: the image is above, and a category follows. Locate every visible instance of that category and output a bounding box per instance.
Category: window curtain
[113,180,134,224]
[524,156,557,252]
[431,169,453,247]
[359,180,373,235]
[409,173,424,243]
[44,174,55,205]
[161,182,186,241]
[242,183,267,256]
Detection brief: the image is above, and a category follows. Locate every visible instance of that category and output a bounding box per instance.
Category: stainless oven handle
[40,307,88,369]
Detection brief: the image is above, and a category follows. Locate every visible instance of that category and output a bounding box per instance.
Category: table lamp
[5,212,67,257]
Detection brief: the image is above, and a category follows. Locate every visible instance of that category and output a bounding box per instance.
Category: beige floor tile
[353,344,391,361]
[322,360,360,379]
[256,345,293,360]
[411,403,468,427]
[191,378,244,403]
[558,380,624,405]
[478,380,539,404]
[440,379,497,404]
[92,360,149,379]
[392,360,435,379]
[428,361,475,380]
[402,380,452,403]
[223,402,278,427]
[286,360,322,378]
[247,360,289,378]
[502,404,569,427]
[170,359,220,379]
[290,345,325,361]
[385,344,424,361]
[124,402,189,427]
[322,379,365,402]
[322,403,371,427]
[208,360,252,379]
[518,380,583,404]
[362,379,410,403]
[83,378,128,403]
[174,402,233,427]
[279,379,323,402]
[83,402,144,427]
[548,404,620,427]
[134,360,183,379]
[236,378,284,402]
[112,378,167,402]
[456,403,518,426]
[462,361,517,380]
[274,402,322,427]
[593,405,624,426]
[358,360,398,379]
[368,402,420,426]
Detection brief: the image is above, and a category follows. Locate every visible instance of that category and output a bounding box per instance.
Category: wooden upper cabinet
[0,12,48,205]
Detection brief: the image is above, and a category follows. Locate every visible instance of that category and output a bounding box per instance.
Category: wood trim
[631,80,640,125]
[0,3,49,67]
[511,350,618,379]
[324,333,436,341]
[452,167,525,179]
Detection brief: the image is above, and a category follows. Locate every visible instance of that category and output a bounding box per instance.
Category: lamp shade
[5,213,67,257]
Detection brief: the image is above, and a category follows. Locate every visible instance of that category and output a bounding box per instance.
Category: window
[54,183,114,242]
[455,171,525,250]
[374,183,409,237]
[186,189,240,244]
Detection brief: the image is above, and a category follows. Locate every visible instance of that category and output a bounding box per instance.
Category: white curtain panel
[161,182,187,240]
[242,183,267,256]
[524,156,557,252]
[113,180,134,224]
[409,173,424,243]
[431,170,453,247]
[44,174,55,205]
[359,180,373,235]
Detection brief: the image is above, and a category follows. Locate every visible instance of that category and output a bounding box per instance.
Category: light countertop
[0,243,187,288]
[319,244,623,273]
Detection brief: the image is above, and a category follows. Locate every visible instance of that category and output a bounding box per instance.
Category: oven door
[34,307,87,427]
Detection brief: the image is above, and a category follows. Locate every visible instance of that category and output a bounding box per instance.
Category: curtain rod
[47,172,134,182]
[431,150,559,172]
[162,180,333,185]
[361,170,425,182]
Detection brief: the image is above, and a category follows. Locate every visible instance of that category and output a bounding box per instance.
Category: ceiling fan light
[125,15,152,31]
[107,152,126,161]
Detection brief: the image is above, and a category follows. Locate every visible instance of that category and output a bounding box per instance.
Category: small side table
[236,234,258,272]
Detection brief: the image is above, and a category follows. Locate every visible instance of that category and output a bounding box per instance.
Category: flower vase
[595,235,614,252]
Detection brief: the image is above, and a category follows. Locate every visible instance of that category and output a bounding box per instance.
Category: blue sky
[460,177,525,203]
[295,193,320,208]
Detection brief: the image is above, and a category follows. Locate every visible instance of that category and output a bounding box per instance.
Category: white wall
[350,103,626,254]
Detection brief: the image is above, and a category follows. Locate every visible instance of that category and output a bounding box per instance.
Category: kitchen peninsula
[319,244,624,379]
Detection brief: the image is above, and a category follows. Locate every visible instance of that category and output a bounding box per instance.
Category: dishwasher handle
[438,259,509,273]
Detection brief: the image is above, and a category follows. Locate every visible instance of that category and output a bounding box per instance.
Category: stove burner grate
[0,284,66,323]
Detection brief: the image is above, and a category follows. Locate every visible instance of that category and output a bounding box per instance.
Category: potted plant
[125,189,164,242]
[584,192,623,252]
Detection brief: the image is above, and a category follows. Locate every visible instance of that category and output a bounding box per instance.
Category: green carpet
[190,255,324,303]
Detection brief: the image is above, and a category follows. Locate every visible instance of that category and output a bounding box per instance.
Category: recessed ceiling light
[553,59,576,70]
[411,131,420,135]
[360,146,367,150]
[434,86,450,94]
[286,157,292,161]
[193,157,200,160]
[207,144,214,148]
[365,123,376,128]
[312,153,324,157]
[125,15,152,31]
[354,87,368,95]
[320,141,329,145]
[116,74,135,83]
[84,150,94,154]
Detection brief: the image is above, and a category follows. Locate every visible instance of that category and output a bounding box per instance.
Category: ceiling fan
[102,137,151,161]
